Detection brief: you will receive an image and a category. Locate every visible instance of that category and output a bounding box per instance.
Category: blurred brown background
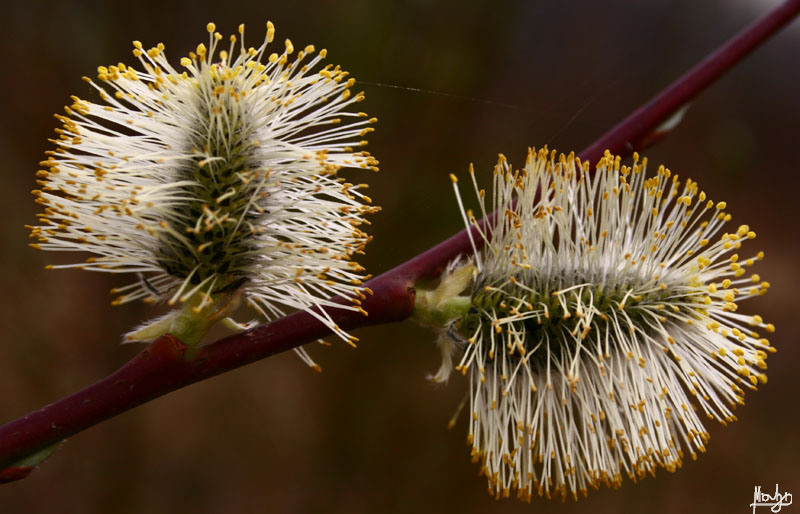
[1,0,798,512]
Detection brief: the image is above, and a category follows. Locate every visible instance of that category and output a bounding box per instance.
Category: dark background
[1,1,798,512]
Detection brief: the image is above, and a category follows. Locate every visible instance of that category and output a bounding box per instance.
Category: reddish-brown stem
[1,0,799,480]
[581,0,800,163]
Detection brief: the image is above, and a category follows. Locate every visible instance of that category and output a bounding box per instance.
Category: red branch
[2,0,799,480]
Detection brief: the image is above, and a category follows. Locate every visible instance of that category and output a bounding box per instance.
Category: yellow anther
[716,201,727,210]
[207,22,216,33]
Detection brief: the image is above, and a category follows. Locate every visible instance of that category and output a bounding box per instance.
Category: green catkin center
[155,83,261,292]
[458,275,702,361]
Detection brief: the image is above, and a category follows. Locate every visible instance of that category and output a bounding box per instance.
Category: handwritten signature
[751,484,792,513]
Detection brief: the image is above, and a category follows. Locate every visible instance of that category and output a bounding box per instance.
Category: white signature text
[751,484,792,514]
